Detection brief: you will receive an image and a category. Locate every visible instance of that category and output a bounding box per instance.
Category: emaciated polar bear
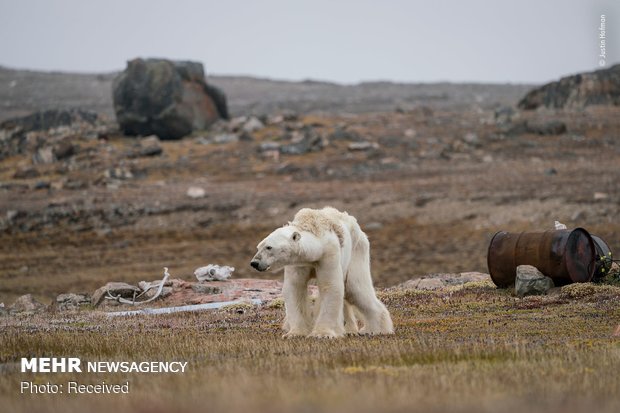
[250,207,394,338]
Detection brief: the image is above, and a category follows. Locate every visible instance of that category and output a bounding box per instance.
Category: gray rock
[515,265,554,297]
[191,284,222,294]
[9,294,47,314]
[348,141,379,151]
[112,58,228,139]
[56,293,91,311]
[519,64,620,110]
[143,286,173,300]
[212,133,239,144]
[280,130,324,155]
[92,282,141,306]
[33,146,55,164]
[259,141,281,152]
[527,120,567,135]
[13,167,40,179]
[242,117,264,133]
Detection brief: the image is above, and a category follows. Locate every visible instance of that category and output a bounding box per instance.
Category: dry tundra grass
[1,281,619,413]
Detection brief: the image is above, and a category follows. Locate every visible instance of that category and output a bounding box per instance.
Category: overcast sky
[0,0,617,84]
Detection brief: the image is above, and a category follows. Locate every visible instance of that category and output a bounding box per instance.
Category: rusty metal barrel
[487,228,596,287]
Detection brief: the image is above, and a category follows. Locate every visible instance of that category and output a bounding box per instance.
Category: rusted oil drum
[487,228,596,287]
[592,235,613,280]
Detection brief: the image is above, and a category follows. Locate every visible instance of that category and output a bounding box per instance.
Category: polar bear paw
[282,329,309,339]
[309,328,343,339]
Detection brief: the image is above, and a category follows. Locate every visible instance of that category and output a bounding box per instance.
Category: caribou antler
[106,267,171,306]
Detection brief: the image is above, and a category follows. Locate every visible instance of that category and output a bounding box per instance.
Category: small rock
[242,117,264,133]
[33,181,51,190]
[462,132,480,146]
[187,186,206,199]
[191,284,222,294]
[13,167,40,179]
[544,168,558,176]
[404,128,416,138]
[212,133,239,144]
[53,141,77,160]
[527,120,567,135]
[143,286,173,300]
[104,167,133,180]
[9,294,47,314]
[593,192,609,201]
[259,141,281,152]
[515,265,554,297]
[92,282,141,306]
[56,293,91,311]
[482,154,494,163]
[348,141,379,151]
[33,146,55,164]
[137,135,163,157]
[365,222,383,230]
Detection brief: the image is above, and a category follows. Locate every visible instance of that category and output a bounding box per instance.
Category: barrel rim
[487,230,507,287]
[565,227,596,283]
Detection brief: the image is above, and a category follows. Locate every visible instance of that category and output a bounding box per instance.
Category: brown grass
[1,283,619,413]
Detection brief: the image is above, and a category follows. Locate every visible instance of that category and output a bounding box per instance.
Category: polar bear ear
[292,231,301,241]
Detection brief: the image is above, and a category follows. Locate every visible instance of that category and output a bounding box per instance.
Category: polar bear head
[250,226,301,272]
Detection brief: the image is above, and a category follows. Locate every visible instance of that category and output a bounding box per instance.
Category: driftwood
[106,267,171,306]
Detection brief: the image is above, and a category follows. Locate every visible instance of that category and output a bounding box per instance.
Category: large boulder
[518,64,620,110]
[112,58,228,140]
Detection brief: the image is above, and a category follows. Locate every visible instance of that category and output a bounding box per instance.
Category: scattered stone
[593,192,609,201]
[53,141,77,160]
[33,146,55,164]
[33,181,51,190]
[9,294,47,314]
[130,135,163,157]
[518,64,620,110]
[212,133,239,144]
[56,293,91,311]
[143,286,173,300]
[348,141,379,151]
[187,186,206,199]
[191,284,222,294]
[13,167,40,179]
[280,131,324,155]
[462,132,480,146]
[527,120,567,135]
[544,168,558,176]
[259,141,281,152]
[242,117,264,133]
[329,128,363,142]
[104,167,133,180]
[365,222,383,230]
[92,282,141,306]
[494,106,517,125]
[112,58,228,139]
[515,265,554,297]
[404,128,417,138]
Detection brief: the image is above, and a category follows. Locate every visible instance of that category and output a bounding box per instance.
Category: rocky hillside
[0,66,534,121]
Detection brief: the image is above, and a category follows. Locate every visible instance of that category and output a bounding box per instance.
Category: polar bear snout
[250,260,264,271]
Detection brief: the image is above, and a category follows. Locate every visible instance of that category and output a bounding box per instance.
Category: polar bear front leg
[310,257,345,338]
[282,266,312,338]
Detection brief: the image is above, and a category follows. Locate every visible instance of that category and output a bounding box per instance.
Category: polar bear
[250,207,394,338]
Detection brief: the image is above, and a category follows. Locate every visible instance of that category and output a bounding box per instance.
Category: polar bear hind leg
[346,234,394,335]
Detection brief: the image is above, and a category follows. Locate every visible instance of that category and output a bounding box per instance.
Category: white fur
[251,207,394,338]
